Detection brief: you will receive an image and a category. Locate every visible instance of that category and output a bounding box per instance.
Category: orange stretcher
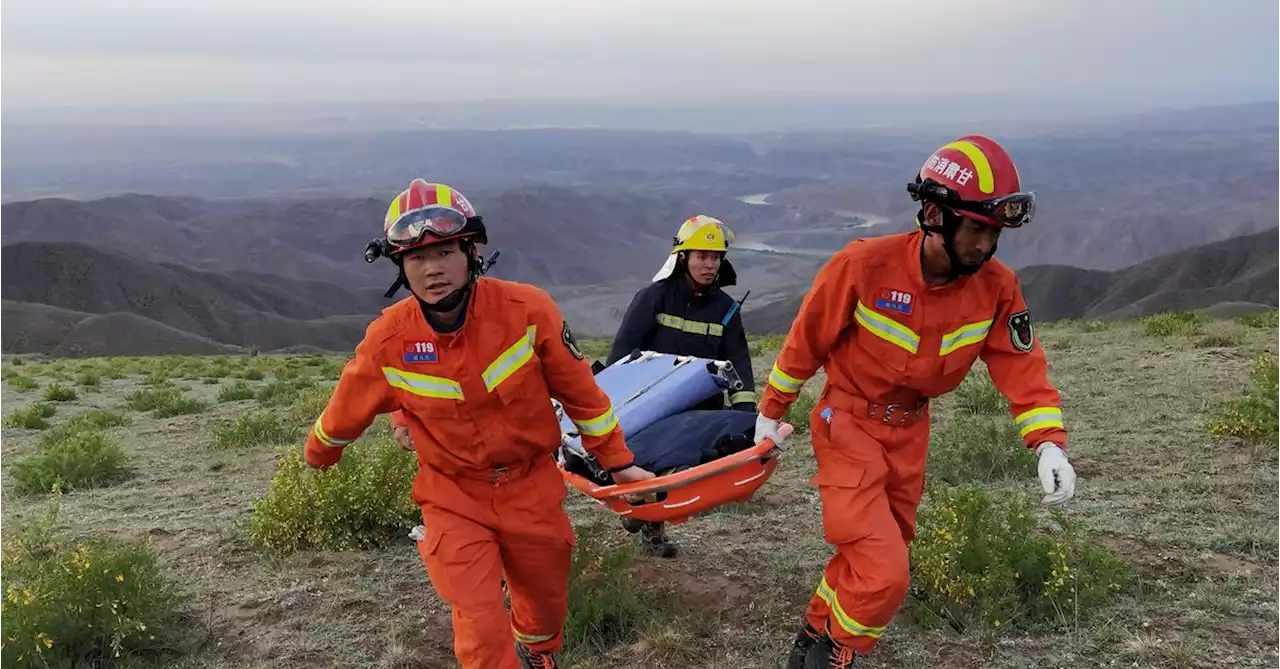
[559,423,794,525]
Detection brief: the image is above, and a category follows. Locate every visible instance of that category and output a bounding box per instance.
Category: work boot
[784,622,823,669]
[515,642,557,669]
[804,636,862,669]
[620,518,679,558]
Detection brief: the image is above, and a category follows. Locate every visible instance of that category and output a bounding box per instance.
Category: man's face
[401,240,470,303]
[949,215,1001,269]
[685,250,723,287]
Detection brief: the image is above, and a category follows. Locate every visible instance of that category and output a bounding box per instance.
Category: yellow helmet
[652,215,738,285]
[671,215,735,253]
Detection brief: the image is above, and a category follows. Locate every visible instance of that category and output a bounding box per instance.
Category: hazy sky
[3,0,1276,111]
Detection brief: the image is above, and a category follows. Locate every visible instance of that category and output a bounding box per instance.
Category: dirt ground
[2,318,1276,668]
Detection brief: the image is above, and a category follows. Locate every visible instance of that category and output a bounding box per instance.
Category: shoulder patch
[562,321,585,360]
[1008,309,1035,352]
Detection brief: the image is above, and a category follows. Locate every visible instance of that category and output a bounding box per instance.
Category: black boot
[620,518,678,558]
[804,636,861,669]
[640,521,678,558]
[515,642,557,669]
[784,623,822,669]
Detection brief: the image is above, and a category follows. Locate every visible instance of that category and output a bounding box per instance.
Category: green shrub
[1142,311,1204,337]
[1239,310,1278,329]
[125,387,178,412]
[1,496,180,667]
[953,371,1006,416]
[784,391,818,434]
[748,334,789,358]
[142,372,171,387]
[214,412,299,450]
[248,435,418,552]
[124,387,207,417]
[9,428,128,495]
[909,484,1133,634]
[217,381,256,402]
[1208,353,1279,444]
[42,384,78,402]
[49,410,128,437]
[928,415,1034,485]
[255,379,315,407]
[288,387,331,425]
[75,372,103,389]
[564,536,651,653]
[3,403,57,430]
[8,374,39,392]
[240,368,266,381]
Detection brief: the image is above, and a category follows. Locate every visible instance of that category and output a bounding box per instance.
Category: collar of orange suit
[909,230,975,291]
[416,281,480,336]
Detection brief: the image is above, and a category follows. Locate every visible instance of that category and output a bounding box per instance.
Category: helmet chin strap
[923,207,998,281]
[405,241,484,313]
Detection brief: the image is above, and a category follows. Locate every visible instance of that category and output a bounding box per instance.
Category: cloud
[2,0,1275,109]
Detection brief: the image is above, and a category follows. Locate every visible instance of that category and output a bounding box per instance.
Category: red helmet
[908,135,1034,228]
[381,179,487,256]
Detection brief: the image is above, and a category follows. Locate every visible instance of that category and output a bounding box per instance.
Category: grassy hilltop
[1,311,1276,669]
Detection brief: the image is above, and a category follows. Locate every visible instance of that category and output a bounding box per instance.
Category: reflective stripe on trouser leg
[802,408,919,655]
[804,534,909,654]
[502,531,572,653]
[499,458,575,655]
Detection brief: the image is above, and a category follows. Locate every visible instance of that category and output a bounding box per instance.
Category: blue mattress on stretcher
[557,352,731,449]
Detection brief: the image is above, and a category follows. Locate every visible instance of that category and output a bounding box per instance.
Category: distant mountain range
[2,102,1275,355]
[4,228,1275,356]
[743,228,1279,334]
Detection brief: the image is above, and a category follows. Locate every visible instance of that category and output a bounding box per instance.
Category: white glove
[1036,443,1076,506]
[754,414,787,449]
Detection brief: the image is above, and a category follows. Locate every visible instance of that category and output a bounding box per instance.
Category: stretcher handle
[575,423,794,500]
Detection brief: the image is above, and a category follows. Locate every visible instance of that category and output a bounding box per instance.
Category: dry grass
[0,323,1276,668]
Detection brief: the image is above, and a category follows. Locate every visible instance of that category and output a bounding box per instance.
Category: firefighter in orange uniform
[304,179,655,669]
[754,136,1079,668]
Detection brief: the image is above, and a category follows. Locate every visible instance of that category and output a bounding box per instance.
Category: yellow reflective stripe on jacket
[729,390,758,405]
[382,366,465,400]
[939,318,993,356]
[512,627,555,645]
[815,577,886,639]
[656,312,725,337]
[312,418,353,448]
[483,325,537,392]
[1015,407,1065,437]
[854,301,920,354]
[572,406,619,437]
[768,364,805,394]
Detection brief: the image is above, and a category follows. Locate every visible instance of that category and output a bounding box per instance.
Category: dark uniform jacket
[606,276,757,410]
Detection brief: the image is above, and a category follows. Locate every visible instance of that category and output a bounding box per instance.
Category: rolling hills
[743,228,1280,334]
[1,243,377,354]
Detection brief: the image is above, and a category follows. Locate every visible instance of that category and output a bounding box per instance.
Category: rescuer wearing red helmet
[753,137,1078,668]
[306,179,655,669]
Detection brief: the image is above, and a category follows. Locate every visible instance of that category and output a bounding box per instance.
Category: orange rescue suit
[305,277,635,669]
[760,230,1067,654]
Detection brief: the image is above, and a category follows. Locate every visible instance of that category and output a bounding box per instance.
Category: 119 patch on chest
[875,288,914,315]
[403,340,439,363]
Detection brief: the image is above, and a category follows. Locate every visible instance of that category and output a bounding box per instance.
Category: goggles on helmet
[908,178,1036,228]
[385,206,470,248]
